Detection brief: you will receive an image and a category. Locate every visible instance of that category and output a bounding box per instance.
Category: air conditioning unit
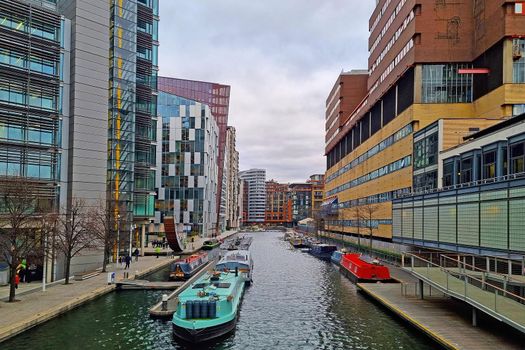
[513,44,523,61]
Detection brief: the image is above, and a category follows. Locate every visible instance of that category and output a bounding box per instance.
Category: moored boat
[216,250,253,284]
[330,250,344,265]
[169,252,209,280]
[308,244,337,261]
[289,237,308,248]
[340,253,392,283]
[172,270,246,343]
[202,238,220,250]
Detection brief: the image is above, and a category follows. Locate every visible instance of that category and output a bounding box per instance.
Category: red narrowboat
[339,253,392,283]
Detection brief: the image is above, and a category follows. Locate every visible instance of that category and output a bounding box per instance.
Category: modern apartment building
[265,180,293,225]
[223,126,240,230]
[108,0,159,232]
[308,174,325,219]
[156,92,219,237]
[324,0,525,241]
[239,168,266,224]
[157,77,231,231]
[393,114,525,257]
[289,183,312,224]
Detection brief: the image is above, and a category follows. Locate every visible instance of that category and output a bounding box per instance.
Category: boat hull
[173,315,237,344]
[308,251,334,261]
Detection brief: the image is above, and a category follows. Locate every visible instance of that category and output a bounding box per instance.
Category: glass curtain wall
[108,0,137,224]
[0,0,62,210]
[134,0,158,219]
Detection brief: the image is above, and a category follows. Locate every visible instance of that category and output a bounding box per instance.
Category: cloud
[159,0,375,182]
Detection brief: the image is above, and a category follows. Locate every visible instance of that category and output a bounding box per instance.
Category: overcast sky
[159,1,375,183]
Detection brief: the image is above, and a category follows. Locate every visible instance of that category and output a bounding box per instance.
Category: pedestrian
[125,255,131,269]
[133,248,140,262]
[155,246,161,258]
[14,274,20,289]
[118,256,123,268]
[16,261,26,283]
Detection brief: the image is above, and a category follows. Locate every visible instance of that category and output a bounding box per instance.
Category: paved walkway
[0,255,174,343]
[358,283,524,350]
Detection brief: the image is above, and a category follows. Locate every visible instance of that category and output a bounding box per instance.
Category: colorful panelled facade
[157,77,230,231]
[156,92,219,237]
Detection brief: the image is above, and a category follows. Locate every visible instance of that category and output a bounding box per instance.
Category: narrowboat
[172,270,246,343]
[216,250,253,284]
[289,237,308,248]
[308,244,337,261]
[330,250,345,265]
[169,252,209,281]
[340,253,392,283]
[202,238,220,250]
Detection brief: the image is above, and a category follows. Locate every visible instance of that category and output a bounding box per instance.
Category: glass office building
[0,0,64,210]
[393,115,525,256]
[108,0,159,226]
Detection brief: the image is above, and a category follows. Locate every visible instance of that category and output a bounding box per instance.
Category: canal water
[2,231,439,350]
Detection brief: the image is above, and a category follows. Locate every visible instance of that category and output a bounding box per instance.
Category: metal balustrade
[402,252,525,334]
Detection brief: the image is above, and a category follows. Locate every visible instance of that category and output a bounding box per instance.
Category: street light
[116,214,121,265]
[129,223,136,258]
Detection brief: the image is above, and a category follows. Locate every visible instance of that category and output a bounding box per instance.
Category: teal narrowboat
[172,270,245,343]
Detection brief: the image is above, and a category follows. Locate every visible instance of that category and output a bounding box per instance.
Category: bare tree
[89,199,117,273]
[361,202,380,249]
[0,177,45,302]
[350,204,364,248]
[53,198,94,284]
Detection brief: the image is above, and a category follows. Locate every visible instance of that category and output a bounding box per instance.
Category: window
[460,157,473,183]
[511,142,525,174]
[514,39,525,83]
[516,2,524,14]
[483,151,496,179]
[443,161,454,187]
[422,64,473,103]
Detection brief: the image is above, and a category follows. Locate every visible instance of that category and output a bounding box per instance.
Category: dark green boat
[202,238,220,250]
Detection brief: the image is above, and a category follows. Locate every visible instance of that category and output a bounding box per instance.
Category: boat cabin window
[212,283,231,288]
[192,283,208,289]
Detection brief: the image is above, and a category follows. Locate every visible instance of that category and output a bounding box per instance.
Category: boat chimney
[235,267,238,277]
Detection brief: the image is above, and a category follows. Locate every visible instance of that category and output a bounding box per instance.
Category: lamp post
[116,214,121,265]
[129,223,136,258]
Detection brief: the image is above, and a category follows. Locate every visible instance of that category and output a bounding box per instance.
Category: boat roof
[178,271,240,301]
[217,250,251,264]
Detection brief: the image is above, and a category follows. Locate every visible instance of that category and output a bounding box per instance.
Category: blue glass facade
[0,0,62,209]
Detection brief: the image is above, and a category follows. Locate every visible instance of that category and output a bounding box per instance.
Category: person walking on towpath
[133,248,140,262]
[155,246,161,258]
[124,255,131,269]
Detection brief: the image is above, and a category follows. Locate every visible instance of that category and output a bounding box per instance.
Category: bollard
[162,294,168,311]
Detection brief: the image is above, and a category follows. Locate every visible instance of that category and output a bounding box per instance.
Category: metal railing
[402,252,525,333]
[398,171,525,198]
